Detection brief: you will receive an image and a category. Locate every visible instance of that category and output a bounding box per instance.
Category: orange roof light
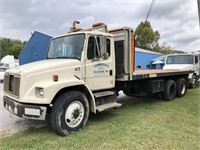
[92,22,105,28]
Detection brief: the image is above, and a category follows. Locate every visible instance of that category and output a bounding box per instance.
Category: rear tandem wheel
[176,78,187,97]
[162,79,177,101]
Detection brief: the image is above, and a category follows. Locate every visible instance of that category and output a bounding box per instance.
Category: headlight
[35,87,44,97]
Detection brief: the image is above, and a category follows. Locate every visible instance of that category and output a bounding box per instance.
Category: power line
[198,0,200,29]
[145,0,156,22]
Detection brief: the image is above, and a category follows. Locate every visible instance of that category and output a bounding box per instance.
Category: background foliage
[135,21,184,54]
[0,38,27,59]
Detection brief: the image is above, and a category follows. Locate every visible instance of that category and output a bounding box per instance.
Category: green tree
[135,21,160,51]
[158,42,173,54]
[0,37,26,59]
[10,44,23,58]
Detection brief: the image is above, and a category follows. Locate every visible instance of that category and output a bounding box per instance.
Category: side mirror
[99,36,109,60]
[102,52,109,60]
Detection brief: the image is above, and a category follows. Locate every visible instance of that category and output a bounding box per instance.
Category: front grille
[4,74,20,98]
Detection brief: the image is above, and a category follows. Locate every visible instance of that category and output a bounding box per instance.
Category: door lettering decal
[94,63,110,76]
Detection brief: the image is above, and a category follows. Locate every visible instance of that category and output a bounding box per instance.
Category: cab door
[84,35,115,91]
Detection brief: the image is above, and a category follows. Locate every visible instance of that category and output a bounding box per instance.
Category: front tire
[50,91,89,136]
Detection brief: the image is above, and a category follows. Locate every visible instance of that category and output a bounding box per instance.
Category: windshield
[47,34,85,60]
[166,55,193,64]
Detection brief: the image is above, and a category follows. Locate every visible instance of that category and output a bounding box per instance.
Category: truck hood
[163,64,194,71]
[6,59,81,75]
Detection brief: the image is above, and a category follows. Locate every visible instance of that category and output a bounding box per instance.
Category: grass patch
[0,88,199,150]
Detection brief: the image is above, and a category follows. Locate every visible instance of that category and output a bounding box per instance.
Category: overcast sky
[0,0,199,52]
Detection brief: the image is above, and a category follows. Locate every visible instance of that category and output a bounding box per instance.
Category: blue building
[19,31,52,65]
[150,55,167,69]
[135,47,163,69]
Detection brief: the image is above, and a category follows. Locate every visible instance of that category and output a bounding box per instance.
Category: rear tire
[50,91,89,136]
[176,78,187,97]
[162,79,177,101]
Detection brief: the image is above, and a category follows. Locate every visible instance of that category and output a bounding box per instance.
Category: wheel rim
[181,83,186,95]
[65,101,84,128]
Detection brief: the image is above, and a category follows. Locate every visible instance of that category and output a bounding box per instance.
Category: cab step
[93,91,115,98]
[96,102,122,112]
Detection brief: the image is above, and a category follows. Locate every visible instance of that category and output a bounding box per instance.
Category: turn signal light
[53,75,58,82]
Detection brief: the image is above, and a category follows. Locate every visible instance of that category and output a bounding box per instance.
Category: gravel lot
[0,83,46,137]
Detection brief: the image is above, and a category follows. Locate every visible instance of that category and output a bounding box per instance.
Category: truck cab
[163,53,200,88]
[47,31,115,91]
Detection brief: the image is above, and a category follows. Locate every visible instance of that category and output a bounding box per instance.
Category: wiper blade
[49,56,80,60]
[46,57,55,59]
[69,56,80,60]
[56,57,70,59]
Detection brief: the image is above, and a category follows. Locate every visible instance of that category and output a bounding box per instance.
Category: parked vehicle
[3,22,192,136]
[0,67,9,82]
[0,55,15,68]
[163,53,200,88]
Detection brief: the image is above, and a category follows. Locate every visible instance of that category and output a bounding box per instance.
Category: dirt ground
[0,83,46,137]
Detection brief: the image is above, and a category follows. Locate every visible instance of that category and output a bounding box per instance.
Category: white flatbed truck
[163,53,200,88]
[3,22,192,136]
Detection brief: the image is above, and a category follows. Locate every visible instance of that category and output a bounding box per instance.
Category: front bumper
[3,96,47,120]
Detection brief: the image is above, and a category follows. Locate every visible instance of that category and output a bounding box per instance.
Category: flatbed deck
[117,69,193,81]
[133,69,181,75]
[131,69,193,80]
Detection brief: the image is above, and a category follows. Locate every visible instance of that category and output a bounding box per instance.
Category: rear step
[93,91,115,98]
[96,102,122,112]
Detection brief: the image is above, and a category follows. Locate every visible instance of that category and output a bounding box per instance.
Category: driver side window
[87,36,101,60]
[87,36,111,60]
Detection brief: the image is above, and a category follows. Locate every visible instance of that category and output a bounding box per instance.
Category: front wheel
[50,91,89,136]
